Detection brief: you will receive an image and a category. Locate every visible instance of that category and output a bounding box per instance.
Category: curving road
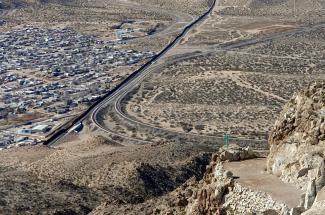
[46,0,325,147]
[92,20,325,146]
[44,0,217,146]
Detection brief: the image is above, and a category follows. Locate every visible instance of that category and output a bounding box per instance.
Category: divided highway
[91,17,325,146]
[44,0,217,146]
[107,21,325,143]
[45,0,325,146]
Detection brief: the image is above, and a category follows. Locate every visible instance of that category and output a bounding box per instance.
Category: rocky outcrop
[302,188,325,215]
[153,151,235,215]
[223,183,289,214]
[92,142,319,214]
[145,145,289,215]
[302,200,325,215]
[91,83,325,215]
[267,82,325,211]
[218,144,258,161]
[162,83,325,215]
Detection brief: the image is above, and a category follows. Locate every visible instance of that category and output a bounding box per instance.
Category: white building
[31,125,51,133]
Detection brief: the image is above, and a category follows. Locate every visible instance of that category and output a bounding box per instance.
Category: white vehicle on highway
[69,123,83,133]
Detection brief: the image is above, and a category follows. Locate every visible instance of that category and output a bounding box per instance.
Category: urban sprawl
[0,26,155,149]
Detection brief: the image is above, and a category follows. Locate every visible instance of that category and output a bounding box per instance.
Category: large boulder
[218,144,258,162]
[267,82,325,207]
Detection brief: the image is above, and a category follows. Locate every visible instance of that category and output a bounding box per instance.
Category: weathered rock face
[149,146,288,215]
[267,82,325,209]
[302,200,325,215]
[303,188,325,215]
[92,144,310,214]
[218,144,258,162]
[302,187,325,215]
[223,183,289,215]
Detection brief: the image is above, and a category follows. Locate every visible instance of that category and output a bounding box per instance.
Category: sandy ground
[224,158,303,208]
[317,188,325,201]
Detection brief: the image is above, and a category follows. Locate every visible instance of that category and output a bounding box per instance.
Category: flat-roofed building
[31,124,51,133]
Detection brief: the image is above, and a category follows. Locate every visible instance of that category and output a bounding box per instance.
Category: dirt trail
[224,158,303,208]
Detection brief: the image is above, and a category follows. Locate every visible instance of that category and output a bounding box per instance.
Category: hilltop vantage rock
[267,82,325,211]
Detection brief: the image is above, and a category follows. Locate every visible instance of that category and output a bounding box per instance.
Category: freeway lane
[48,0,325,146]
[92,20,325,145]
[44,0,217,146]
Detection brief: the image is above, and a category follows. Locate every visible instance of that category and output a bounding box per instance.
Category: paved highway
[47,0,325,146]
[91,20,325,145]
[44,0,217,146]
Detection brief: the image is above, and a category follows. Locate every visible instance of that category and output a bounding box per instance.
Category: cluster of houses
[0,26,156,148]
[0,26,155,75]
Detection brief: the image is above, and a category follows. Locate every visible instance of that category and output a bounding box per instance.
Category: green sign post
[224,133,230,148]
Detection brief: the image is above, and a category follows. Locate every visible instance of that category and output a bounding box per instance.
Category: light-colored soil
[0,129,217,213]
[224,158,304,208]
[317,188,325,201]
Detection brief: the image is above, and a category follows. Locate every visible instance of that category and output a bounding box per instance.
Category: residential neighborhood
[0,26,155,148]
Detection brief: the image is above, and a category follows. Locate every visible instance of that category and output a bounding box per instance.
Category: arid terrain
[0,133,217,214]
[117,0,325,141]
[0,0,325,214]
[0,0,210,145]
[0,0,210,50]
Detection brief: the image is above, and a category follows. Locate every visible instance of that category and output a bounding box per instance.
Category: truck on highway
[68,122,83,133]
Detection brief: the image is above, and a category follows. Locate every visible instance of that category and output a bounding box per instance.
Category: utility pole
[293,0,296,17]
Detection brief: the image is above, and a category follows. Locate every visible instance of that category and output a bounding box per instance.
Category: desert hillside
[0,0,324,213]
[92,82,325,215]
[0,81,323,214]
[0,134,217,214]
